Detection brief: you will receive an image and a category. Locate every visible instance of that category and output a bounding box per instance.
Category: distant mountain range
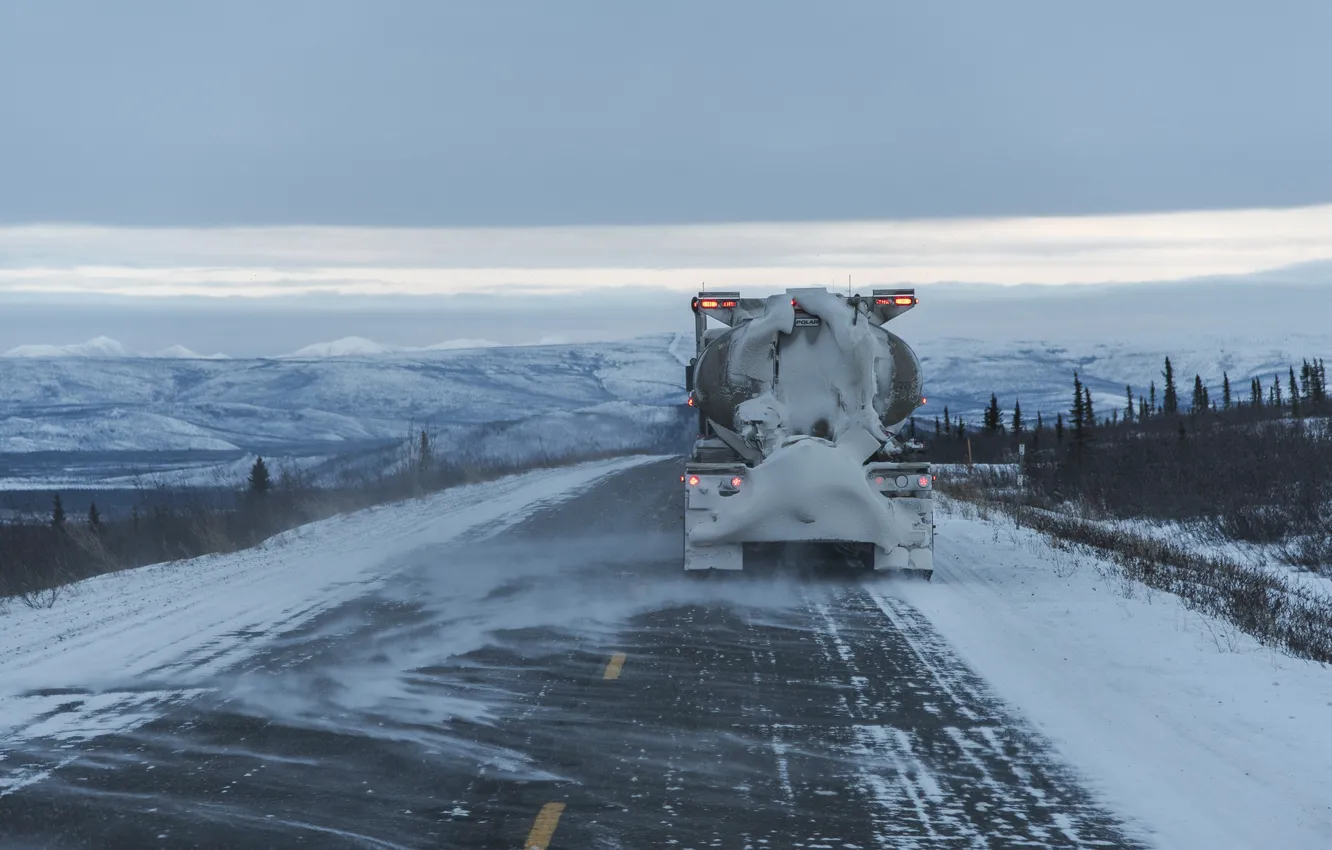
[3,336,230,360]
[0,335,513,360]
[0,334,592,361]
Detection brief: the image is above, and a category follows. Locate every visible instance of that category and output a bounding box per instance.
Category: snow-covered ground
[903,498,1332,850]
[2,459,1331,846]
[0,455,661,794]
[1070,513,1332,594]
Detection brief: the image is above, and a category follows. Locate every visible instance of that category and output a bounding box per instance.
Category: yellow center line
[603,652,627,680]
[523,801,566,849]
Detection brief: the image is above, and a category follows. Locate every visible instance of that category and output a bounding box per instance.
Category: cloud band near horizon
[3,204,1331,298]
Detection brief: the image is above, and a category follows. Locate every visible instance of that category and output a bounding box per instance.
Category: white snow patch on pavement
[0,456,661,765]
[887,500,1332,850]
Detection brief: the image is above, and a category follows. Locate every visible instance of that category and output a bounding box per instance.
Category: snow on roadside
[0,456,662,774]
[889,499,1332,850]
[1090,514,1332,596]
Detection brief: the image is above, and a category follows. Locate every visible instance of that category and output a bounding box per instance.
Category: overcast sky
[2,1,1331,351]
[5,0,1332,226]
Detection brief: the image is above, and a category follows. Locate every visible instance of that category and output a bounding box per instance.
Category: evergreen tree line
[926,355,1329,461]
[928,355,1332,566]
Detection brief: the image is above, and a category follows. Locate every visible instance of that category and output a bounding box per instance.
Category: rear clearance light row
[871,473,933,490]
[695,298,738,309]
[682,474,744,488]
[875,296,918,306]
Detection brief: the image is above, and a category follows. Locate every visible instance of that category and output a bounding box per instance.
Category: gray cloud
[4,1,1330,226]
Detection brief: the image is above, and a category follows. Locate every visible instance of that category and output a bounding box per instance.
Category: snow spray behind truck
[683,288,934,576]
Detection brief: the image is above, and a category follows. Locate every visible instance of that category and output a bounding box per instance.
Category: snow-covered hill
[912,330,1332,426]
[1,320,1328,487]
[0,334,693,487]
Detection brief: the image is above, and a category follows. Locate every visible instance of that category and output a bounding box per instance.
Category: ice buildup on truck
[683,287,934,576]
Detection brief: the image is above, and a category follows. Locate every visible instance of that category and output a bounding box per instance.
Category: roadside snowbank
[891,499,1332,850]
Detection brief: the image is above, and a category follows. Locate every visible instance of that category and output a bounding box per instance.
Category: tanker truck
[683,287,934,577]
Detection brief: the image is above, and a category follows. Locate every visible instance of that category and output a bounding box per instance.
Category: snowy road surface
[2,458,1330,848]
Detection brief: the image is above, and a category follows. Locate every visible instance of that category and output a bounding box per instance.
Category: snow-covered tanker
[684,287,934,576]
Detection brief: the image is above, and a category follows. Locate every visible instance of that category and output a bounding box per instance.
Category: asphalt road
[0,459,1145,849]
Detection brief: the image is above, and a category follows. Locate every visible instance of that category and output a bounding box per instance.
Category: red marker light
[688,475,700,487]
[874,475,885,485]
[699,299,720,309]
[680,475,686,482]
[894,296,915,306]
[730,476,743,488]
[918,475,931,488]
[721,300,737,308]
[920,397,927,405]
[687,395,695,407]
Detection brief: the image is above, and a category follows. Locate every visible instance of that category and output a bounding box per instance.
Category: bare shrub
[1282,533,1332,575]
[66,524,120,574]
[19,583,63,610]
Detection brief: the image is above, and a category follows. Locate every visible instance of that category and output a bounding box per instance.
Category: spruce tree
[1124,385,1134,423]
[934,416,941,435]
[1035,411,1044,432]
[1162,357,1179,415]
[248,456,272,496]
[1149,381,1158,415]
[943,406,951,437]
[418,429,432,473]
[1083,387,1094,437]
[1011,399,1023,434]
[88,502,101,532]
[1222,372,1231,409]
[52,494,66,529]
[1289,367,1300,417]
[1055,412,1065,443]
[1252,376,1262,408]
[1191,375,1205,413]
[1138,397,1148,422]
[1070,372,1085,440]
[984,394,1002,434]
[1273,374,1283,407]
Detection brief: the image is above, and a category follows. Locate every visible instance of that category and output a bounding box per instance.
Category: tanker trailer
[683,287,934,576]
